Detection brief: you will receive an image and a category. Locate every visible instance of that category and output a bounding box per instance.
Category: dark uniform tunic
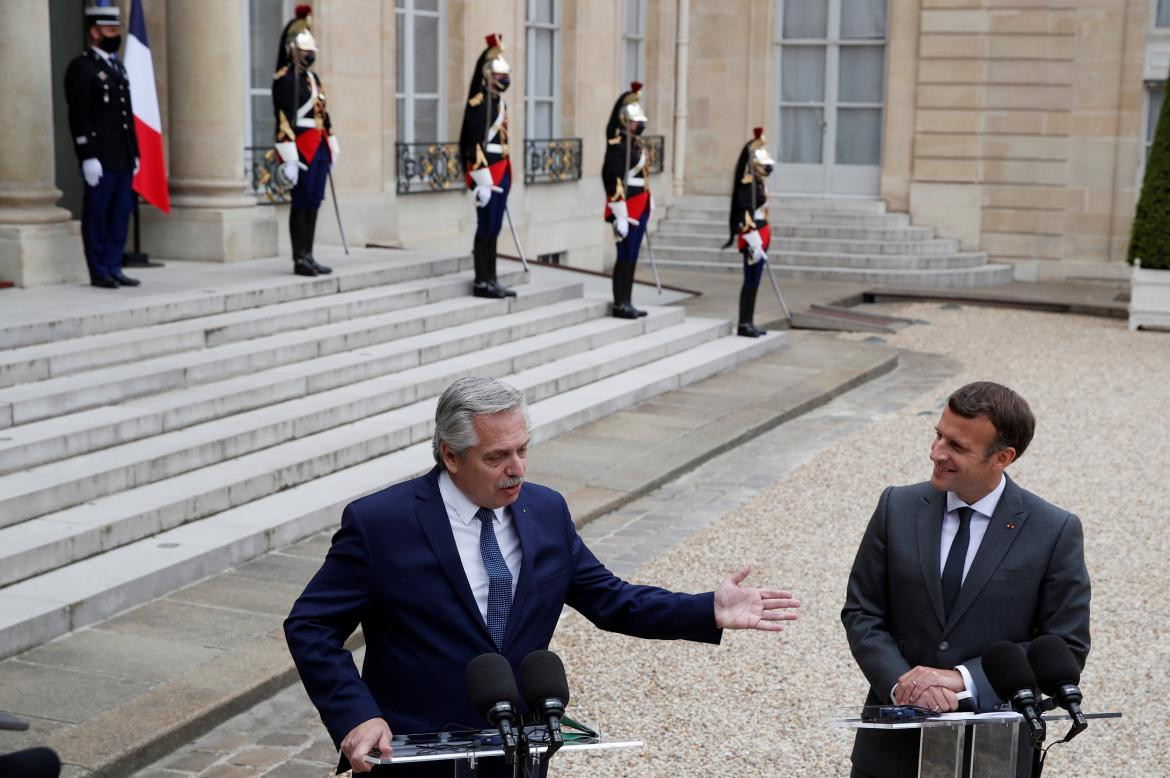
[602,135,651,266]
[64,48,138,283]
[459,91,512,241]
[730,174,770,290]
[272,65,334,209]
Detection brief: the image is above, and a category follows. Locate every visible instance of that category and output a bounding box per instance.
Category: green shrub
[1129,71,1170,270]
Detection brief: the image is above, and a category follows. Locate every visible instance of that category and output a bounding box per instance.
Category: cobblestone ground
[137,304,1167,777]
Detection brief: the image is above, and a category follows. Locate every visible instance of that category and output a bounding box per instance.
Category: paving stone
[198,764,255,778]
[293,736,339,764]
[99,599,283,650]
[19,628,221,683]
[190,732,254,755]
[226,746,289,768]
[262,759,335,777]
[163,750,222,772]
[255,731,312,747]
[166,574,308,617]
[0,659,152,724]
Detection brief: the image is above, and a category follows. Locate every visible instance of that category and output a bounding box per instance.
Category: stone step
[0,262,514,390]
[0,250,471,351]
[648,245,987,270]
[653,231,956,254]
[0,308,707,585]
[0,329,785,661]
[0,296,609,476]
[670,194,887,212]
[0,277,580,429]
[663,209,911,228]
[0,305,692,534]
[655,221,936,242]
[667,197,887,222]
[654,259,1015,287]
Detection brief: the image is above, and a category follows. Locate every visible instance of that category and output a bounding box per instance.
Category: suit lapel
[945,477,1030,632]
[414,470,493,643]
[503,489,537,650]
[917,490,948,629]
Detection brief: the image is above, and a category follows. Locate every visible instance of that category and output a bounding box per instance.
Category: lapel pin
[1006,523,1015,530]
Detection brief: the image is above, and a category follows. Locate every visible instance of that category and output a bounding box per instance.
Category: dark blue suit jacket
[285,466,722,748]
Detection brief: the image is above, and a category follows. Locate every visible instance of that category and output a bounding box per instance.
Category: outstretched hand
[713,565,801,631]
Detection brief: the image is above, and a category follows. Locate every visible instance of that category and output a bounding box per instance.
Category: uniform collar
[90,45,113,64]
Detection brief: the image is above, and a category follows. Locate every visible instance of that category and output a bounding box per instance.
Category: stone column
[672,0,689,196]
[141,0,277,260]
[0,1,85,287]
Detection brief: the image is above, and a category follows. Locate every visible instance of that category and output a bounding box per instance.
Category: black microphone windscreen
[0,746,62,778]
[982,641,1038,701]
[519,650,570,708]
[1027,635,1082,695]
[466,653,521,717]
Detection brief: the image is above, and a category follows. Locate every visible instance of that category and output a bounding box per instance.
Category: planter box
[1129,260,1170,331]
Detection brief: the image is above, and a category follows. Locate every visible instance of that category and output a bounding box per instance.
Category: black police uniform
[64,48,139,286]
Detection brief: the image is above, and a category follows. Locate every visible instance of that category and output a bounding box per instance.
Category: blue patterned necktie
[476,506,513,648]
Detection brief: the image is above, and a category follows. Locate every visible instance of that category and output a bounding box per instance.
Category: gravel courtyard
[551,303,1169,777]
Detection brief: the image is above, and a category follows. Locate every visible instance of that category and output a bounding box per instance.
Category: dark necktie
[941,507,974,621]
[476,506,512,648]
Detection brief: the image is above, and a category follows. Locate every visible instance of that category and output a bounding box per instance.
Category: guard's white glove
[328,135,340,162]
[82,158,103,188]
[281,161,300,187]
[133,157,140,177]
[743,229,767,265]
[609,200,630,239]
[470,167,494,208]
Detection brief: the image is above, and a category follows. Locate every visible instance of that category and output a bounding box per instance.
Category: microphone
[1028,635,1088,741]
[466,653,522,765]
[519,650,570,759]
[982,641,1046,747]
[0,747,62,778]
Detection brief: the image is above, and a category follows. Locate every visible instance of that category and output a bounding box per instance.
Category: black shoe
[737,323,765,338]
[91,277,118,289]
[293,259,318,277]
[113,273,140,287]
[304,255,332,275]
[632,305,648,317]
[491,280,517,298]
[612,301,640,319]
[473,280,508,299]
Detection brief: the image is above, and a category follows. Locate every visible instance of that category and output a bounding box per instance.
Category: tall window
[396,0,445,142]
[526,0,560,138]
[622,0,646,87]
[1157,0,1170,28]
[246,0,291,150]
[1142,83,1165,184]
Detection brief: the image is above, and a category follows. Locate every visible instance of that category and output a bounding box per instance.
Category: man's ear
[993,446,1017,471]
[440,442,460,474]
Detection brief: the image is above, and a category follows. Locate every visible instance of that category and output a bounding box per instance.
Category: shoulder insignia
[273,65,288,80]
[468,93,484,107]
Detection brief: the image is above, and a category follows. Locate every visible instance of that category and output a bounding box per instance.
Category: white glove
[82,158,103,188]
[609,200,630,239]
[133,157,140,177]
[328,135,340,162]
[281,161,300,187]
[743,230,767,265]
[470,167,494,208]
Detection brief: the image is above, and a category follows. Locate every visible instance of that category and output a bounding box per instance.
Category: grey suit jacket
[841,475,1091,778]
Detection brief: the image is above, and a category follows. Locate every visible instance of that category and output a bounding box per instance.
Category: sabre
[762,258,792,322]
[504,204,530,272]
[642,228,663,295]
[327,170,349,255]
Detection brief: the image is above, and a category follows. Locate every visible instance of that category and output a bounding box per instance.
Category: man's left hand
[895,666,964,705]
[713,565,800,631]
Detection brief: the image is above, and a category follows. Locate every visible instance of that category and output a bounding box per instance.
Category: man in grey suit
[841,381,1091,778]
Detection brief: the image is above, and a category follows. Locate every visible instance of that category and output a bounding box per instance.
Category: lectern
[830,709,1122,778]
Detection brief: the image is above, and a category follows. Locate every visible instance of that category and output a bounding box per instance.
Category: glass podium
[830,708,1122,778]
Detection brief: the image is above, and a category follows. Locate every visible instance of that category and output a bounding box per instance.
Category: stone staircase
[0,249,785,661]
[652,194,1013,287]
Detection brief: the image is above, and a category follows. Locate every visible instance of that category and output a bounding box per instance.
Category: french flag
[125,0,170,212]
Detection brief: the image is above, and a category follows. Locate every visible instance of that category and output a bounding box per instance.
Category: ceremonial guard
[64,2,140,289]
[723,128,777,337]
[459,35,516,298]
[602,83,652,319]
[272,4,338,277]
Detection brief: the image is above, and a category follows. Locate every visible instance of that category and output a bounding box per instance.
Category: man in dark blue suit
[286,377,801,775]
[64,2,140,289]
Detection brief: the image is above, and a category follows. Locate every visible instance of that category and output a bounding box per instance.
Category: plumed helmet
[275,4,317,73]
[606,82,648,139]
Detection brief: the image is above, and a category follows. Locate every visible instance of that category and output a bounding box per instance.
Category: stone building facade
[0,0,1164,286]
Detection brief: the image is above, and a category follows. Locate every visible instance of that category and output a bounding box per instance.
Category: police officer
[722,128,777,337]
[602,83,652,319]
[64,2,140,289]
[272,4,338,277]
[459,34,516,298]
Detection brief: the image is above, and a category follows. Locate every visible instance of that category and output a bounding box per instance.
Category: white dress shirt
[438,470,522,623]
[943,473,1007,707]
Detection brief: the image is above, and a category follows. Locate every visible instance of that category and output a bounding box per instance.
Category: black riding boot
[612,262,638,319]
[473,235,507,298]
[303,208,332,274]
[291,209,316,277]
[737,283,765,337]
[489,238,516,297]
[627,261,647,317]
